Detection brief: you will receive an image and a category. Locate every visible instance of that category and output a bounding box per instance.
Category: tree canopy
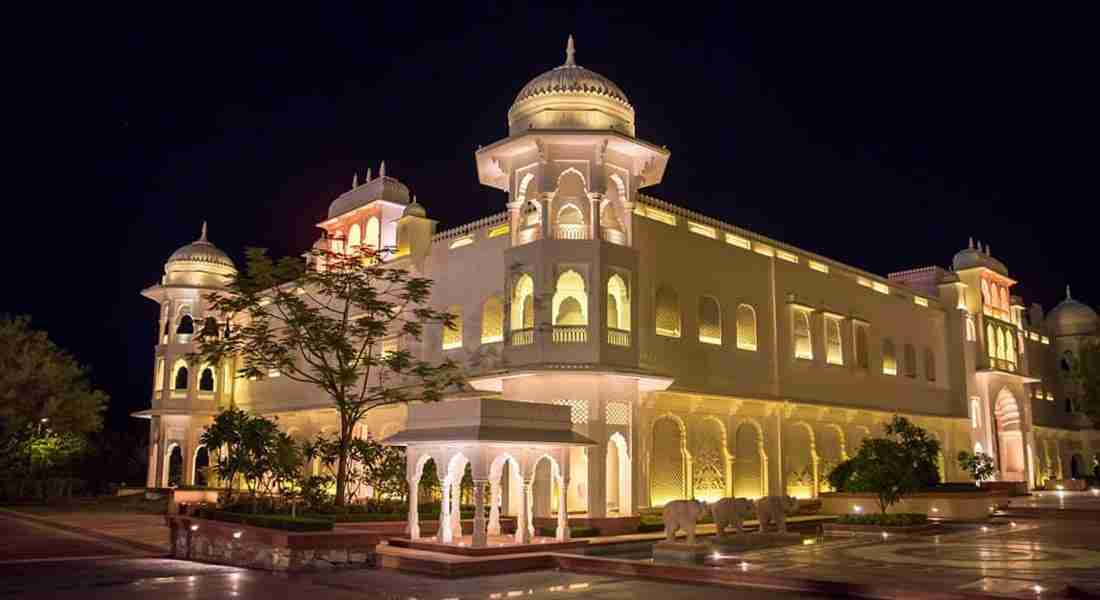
[196,244,463,504]
[1071,340,1100,427]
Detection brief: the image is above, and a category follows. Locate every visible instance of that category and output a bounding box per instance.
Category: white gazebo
[384,397,596,548]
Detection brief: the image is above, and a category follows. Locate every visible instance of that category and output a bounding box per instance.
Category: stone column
[515,479,532,544]
[588,195,601,240]
[487,479,502,536]
[406,477,420,539]
[437,480,452,544]
[147,442,158,488]
[556,477,571,541]
[472,479,488,548]
[450,478,462,541]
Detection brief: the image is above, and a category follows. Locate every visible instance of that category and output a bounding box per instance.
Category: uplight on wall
[808,260,829,274]
[753,243,774,257]
[449,236,474,250]
[687,221,717,239]
[725,233,751,250]
[776,250,799,264]
[487,224,510,238]
[914,296,929,307]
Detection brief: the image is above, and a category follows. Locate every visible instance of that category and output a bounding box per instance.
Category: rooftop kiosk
[384,398,596,548]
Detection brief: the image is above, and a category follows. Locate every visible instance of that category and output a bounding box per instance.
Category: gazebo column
[487,476,502,536]
[515,478,532,544]
[406,475,420,539]
[437,478,452,544]
[472,479,488,547]
[450,477,462,541]
[556,476,571,541]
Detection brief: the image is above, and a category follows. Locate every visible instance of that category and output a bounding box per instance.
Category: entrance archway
[193,446,210,486]
[165,444,183,488]
[733,421,765,499]
[993,389,1026,481]
[606,433,631,515]
[1070,454,1085,479]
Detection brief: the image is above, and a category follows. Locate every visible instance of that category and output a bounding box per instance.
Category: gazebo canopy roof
[382,397,596,447]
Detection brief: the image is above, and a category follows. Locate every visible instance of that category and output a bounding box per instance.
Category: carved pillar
[472,479,488,547]
[407,477,420,539]
[437,478,452,544]
[556,476,571,541]
[450,477,462,541]
[515,478,531,544]
[507,200,522,247]
[488,478,502,536]
[588,194,602,240]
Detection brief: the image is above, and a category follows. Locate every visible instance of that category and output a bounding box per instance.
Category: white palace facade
[138,38,1099,516]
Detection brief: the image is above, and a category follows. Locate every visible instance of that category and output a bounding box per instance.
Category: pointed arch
[481,296,504,344]
[173,360,189,390]
[365,216,380,249]
[442,305,463,350]
[733,419,766,499]
[882,339,897,375]
[655,285,681,338]
[855,325,869,368]
[606,273,630,331]
[347,223,362,252]
[691,415,730,502]
[736,304,757,351]
[511,273,535,334]
[793,310,813,359]
[903,343,917,378]
[552,270,588,326]
[199,366,215,392]
[650,413,688,505]
[606,432,632,515]
[698,296,722,345]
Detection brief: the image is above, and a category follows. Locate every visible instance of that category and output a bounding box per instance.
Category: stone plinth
[166,516,383,572]
[820,490,1011,521]
[1046,479,1088,491]
[653,541,710,562]
[708,532,802,552]
[532,515,640,536]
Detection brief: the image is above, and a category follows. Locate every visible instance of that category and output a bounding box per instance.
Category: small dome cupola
[508,36,635,136]
[327,162,411,220]
[403,195,427,218]
[164,222,237,288]
[1047,285,1099,337]
[952,238,1009,276]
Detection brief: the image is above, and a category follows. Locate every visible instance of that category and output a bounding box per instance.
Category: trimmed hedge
[301,511,474,523]
[835,512,927,527]
[536,526,599,538]
[637,522,665,533]
[197,509,334,532]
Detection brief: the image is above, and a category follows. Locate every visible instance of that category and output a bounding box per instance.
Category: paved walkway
[0,507,169,553]
[0,512,137,562]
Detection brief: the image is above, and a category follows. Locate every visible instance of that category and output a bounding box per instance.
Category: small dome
[403,196,426,218]
[1047,286,1099,337]
[952,240,1008,276]
[508,36,635,136]
[328,165,411,220]
[164,222,236,287]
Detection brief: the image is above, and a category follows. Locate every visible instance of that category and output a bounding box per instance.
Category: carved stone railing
[553,325,588,344]
[554,224,587,240]
[510,328,534,346]
[989,357,1017,373]
[607,328,631,347]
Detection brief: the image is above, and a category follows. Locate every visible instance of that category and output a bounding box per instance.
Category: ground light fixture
[233,531,242,539]
[190,524,199,531]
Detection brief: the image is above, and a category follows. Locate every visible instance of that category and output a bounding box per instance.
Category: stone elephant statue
[662,499,708,544]
[755,496,799,533]
[710,497,755,536]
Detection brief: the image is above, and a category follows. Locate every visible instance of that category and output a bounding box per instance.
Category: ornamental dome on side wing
[1047,286,1099,337]
[163,222,236,288]
[508,36,636,137]
[952,239,1008,277]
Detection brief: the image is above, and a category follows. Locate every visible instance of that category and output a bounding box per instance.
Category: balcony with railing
[554,224,587,240]
[552,325,588,344]
[988,357,1018,373]
[510,328,534,346]
[607,328,631,347]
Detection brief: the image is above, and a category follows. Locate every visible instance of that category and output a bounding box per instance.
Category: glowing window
[655,285,681,338]
[174,363,189,390]
[776,250,799,264]
[986,324,997,358]
[607,274,631,331]
[688,221,717,239]
[1029,331,1040,342]
[154,358,165,391]
[487,224,510,238]
[753,243,774,257]
[365,216,380,249]
[882,339,897,375]
[793,310,813,360]
[381,338,398,357]
[808,260,829,274]
[872,282,890,295]
[1041,336,1050,345]
[736,304,757,351]
[176,313,194,335]
[480,297,504,344]
[698,296,722,345]
[442,305,463,350]
[347,223,362,252]
[511,274,535,331]
[857,278,873,289]
[449,236,474,249]
[825,317,843,365]
[199,367,215,392]
[726,233,751,250]
[553,270,588,326]
[638,206,676,226]
[914,296,929,307]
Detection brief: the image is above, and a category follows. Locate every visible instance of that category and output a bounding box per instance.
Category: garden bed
[820,489,1011,521]
[823,512,934,534]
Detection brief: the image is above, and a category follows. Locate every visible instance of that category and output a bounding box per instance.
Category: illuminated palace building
[139,38,1098,513]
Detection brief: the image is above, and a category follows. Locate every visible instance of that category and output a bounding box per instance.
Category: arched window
[347,223,362,253]
[904,344,917,378]
[698,296,722,345]
[174,364,189,390]
[736,304,757,351]
[480,297,503,344]
[986,324,996,358]
[555,204,586,240]
[855,326,869,369]
[199,367,215,392]
[202,317,219,339]
[1005,330,1016,364]
[176,314,194,335]
[511,274,535,331]
[606,274,630,331]
[365,216,380,249]
[655,285,681,338]
[825,317,843,365]
[442,305,463,350]
[996,328,1006,361]
[882,339,897,375]
[552,270,588,325]
[793,310,812,360]
[925,348,936,381]
[600,202,625,244]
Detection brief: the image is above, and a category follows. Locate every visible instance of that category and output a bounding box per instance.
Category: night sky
[7,4,1095,432]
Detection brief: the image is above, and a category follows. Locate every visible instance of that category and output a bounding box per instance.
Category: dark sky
[7,4,1096,431]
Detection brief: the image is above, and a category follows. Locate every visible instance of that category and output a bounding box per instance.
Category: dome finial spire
[199,221,208,242]
[1067,284,1073,300]
[968,237,974,249]
[380,161,386,178]
[565,34,576,66]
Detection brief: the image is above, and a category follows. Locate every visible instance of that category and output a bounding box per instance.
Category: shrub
[637,522,664,533]
[537,526,599,538]
[196,509,334,532]
[835,513,928,527]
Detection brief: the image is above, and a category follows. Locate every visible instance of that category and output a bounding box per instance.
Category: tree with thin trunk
[196,244,463,506]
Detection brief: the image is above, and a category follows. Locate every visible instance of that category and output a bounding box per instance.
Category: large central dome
[508,36,635,136]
